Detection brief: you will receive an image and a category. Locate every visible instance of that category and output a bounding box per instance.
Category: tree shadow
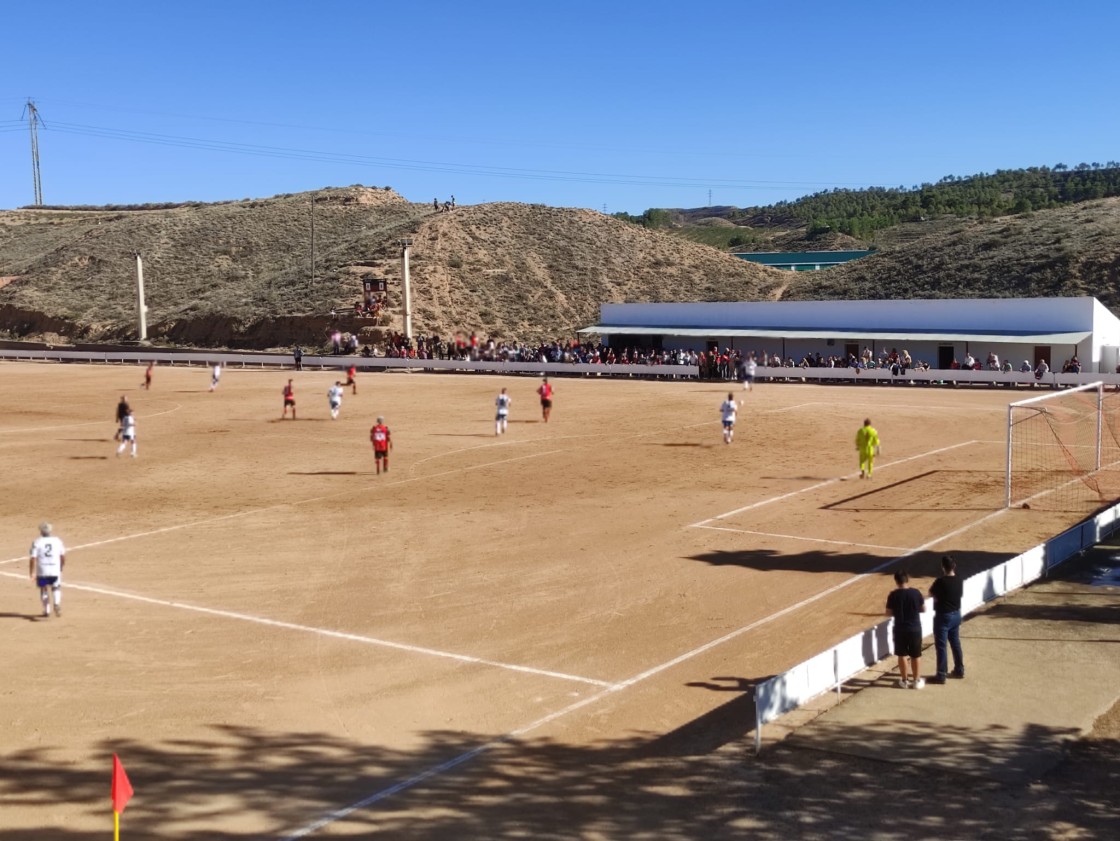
[685,546,1015,578]
[0,714,1113,839]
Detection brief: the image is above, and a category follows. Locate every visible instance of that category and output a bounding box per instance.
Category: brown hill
[3,189,1120,349]
[0,188,784,348]
[783,197,1120,304]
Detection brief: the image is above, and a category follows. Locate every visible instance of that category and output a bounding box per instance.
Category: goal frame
[1006,381,1103,508]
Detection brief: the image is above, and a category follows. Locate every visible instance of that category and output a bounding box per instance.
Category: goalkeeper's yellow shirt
[856,425,880,453]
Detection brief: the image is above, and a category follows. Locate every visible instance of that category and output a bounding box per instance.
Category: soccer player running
[29,522,66,619]
[720,392,738,444]
[345,364,358,395]
[116,410,137,457]
[537,377,554,423]
[370,416,392,474]
[209,362,222,392]
[495,387,511,436]
[856,418,880,479]
[114,395,131,442]
[282,379,297,419]
[327,381,344,420]
[143,361,154,390]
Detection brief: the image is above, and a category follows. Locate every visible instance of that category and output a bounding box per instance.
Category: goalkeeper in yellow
[856,418,881,479]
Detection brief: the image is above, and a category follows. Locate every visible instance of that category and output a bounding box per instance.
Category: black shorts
[284,398,296,406]
[36,576,59,588]
[894,628,923,659]
[374,449,388,460]
[345,376,355,385]
[541,399,552,409]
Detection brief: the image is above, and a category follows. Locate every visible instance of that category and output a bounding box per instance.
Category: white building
[580,297,1120,372]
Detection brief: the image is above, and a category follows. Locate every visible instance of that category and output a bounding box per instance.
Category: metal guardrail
[751,498,1120,752]
[0,348,699,378]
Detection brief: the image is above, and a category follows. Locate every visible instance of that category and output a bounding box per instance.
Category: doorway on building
[844,343,859,362]
[1034,346,1051,370]
[938,346,955,369]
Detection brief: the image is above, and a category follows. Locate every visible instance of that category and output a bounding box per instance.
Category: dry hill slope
[0,189,784,348]
[782,197,1120,305]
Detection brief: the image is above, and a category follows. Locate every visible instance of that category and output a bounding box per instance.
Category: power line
[40,119,865,193]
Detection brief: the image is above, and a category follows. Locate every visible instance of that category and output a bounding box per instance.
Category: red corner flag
[111,754,134,815]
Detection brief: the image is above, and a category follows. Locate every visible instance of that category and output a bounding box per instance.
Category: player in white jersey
[116,412,137,457]
[209,362,222,392]
[720,392,738,444]
[29,522,66,618]
[495,387,511,435]
[327,381,344,419]
[742,354,757,391]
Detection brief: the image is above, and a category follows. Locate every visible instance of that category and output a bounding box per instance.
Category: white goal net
[1006,382,1120,509]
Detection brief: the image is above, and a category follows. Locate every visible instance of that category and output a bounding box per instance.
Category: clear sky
[2,1,1117,214]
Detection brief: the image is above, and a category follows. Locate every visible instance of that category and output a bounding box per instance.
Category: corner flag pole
[111,753,134,839]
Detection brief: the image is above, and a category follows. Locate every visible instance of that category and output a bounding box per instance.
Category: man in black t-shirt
[928,554,965,683]
[885,569,925,689]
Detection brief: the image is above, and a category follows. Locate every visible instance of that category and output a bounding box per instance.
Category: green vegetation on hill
[619,163,1120,243]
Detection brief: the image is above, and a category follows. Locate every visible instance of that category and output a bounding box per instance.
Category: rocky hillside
[0,188,783,348]
[2,187,1120,349]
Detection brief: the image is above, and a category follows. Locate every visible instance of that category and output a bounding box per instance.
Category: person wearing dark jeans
[929,554,965,683]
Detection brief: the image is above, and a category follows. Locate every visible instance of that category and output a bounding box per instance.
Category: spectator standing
[537,377,553,422]
[495,387,511,436]
[928,555,965,683]
[885,570,925,689]
[293,346,303,371]
[370,416,392,474]
[282,379,297,419]
[855,418,880,479]
[29,522,66,619]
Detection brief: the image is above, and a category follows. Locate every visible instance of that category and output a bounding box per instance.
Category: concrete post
[135,253,148,342]
[400,240,413,341]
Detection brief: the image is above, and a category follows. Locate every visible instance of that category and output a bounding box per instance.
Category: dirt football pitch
[1,361,1112,838]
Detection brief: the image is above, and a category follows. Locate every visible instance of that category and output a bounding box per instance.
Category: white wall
[599,297,1099,332]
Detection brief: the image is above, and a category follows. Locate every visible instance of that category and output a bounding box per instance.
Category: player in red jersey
[345,364,358,395]
[142,361,154,390]
[370,416,392,474]
[282,379,297,419]
[537,377,554,423]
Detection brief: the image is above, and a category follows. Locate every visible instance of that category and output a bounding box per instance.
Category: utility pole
[708,189,712,207]
[132,251,149,342]
[23,99,43,206]
[399,239,413,341]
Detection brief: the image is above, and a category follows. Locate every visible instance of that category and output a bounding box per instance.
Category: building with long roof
[579,296,1120,372]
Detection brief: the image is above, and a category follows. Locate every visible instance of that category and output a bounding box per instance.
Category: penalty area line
[689,440,979,528]
[692,525,911,553]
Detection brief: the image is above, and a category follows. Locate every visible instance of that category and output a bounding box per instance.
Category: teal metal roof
[734,250,872,267]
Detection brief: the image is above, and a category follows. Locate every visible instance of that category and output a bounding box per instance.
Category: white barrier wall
[753,499,1120,751]
[0,349,698,379]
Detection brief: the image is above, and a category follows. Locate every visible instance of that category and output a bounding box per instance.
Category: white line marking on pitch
[0,402,183,434]
[689,440,978,528]
[0,571,614,689]
[692,525,912,553]
[281,503,1009,838]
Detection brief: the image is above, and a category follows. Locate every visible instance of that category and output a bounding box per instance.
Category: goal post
[1006,382,1103,508]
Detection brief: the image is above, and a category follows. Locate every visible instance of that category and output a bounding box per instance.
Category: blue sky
[2,1,1117,213]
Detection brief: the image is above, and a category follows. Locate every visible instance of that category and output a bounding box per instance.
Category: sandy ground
[0,362,1116,839]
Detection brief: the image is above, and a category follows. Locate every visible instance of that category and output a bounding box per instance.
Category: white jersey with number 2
[30,536,66,578]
